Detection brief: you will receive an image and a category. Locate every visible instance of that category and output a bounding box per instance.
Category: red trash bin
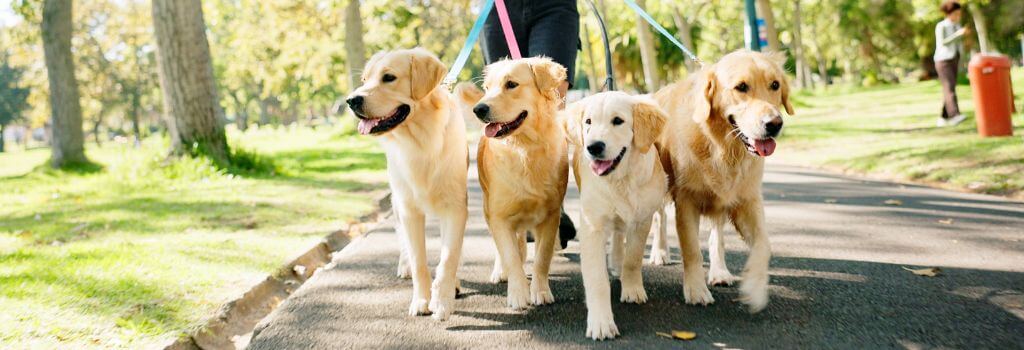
[968,54,1016,137]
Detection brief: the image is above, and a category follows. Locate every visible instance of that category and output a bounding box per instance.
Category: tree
[634,0,660,92]
[345,0,366,94]
[756,0,781,52]
[0,57,31,153]
[152,0,230,164]
[41,0,89,167]
[791,0,811,88]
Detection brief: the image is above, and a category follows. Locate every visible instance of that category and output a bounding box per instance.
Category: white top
[934,19,964,62]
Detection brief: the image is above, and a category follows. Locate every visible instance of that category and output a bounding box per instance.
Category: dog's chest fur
[479,134,568,229]
[578,149,667,224]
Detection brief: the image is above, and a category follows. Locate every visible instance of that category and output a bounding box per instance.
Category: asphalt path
[247,152,1024,349]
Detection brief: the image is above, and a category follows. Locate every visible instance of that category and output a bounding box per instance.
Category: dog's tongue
[484,123,503,138]
[358,119,379,135]
[754,138,776,157]
[591,159,615,175]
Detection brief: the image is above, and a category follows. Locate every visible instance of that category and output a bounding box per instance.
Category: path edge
[164,191,393,350]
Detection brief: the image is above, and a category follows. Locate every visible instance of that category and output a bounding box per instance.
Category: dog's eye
[612,117,624,126]
[382,74,397,83]
[584,118,591,125]
[735,82,749,93]
[770,80,780,91]
[505,81,519,89]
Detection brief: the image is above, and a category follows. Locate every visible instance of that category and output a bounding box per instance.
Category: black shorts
[480,0,580,87]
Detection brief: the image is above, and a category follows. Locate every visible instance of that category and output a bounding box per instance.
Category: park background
[0,0,1022,348]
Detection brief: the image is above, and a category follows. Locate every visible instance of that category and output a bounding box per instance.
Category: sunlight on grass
[0,124,386,348]
[777,68,1024,198]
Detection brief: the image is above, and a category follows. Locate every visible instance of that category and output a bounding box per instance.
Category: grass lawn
[0,124,386,348]
[776,68,1024,199]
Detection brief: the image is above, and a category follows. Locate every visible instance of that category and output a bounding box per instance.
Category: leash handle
[623,0,704,67]
[443,0,495,87]
[493,0,522,59]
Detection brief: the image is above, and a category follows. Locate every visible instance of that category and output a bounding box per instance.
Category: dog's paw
[707,268,740,287]
[620,283,648,304]
[490,265,507,284]
[646,248,670,266]
[585,313,620,340]
[429,294,455,321]
[507,282,531,310]
[739,272,769,313]
[408,298,430,316]
[683,274,715,305]
[530,281,555,306]
[396,261,412,279]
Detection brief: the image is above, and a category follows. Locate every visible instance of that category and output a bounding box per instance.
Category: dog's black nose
[473,104,490,120]
[346,96,364,112]
[765,117,784,137]
[587,141,606,157]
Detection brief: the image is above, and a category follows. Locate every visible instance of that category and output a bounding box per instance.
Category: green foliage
[0,55,30,127]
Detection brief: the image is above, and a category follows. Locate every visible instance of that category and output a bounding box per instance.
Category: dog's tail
[454,82,484,126]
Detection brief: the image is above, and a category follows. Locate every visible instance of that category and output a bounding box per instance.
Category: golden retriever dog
[562,92,668,340]
[469,57,569,310]
[345,48,468,320]
[653,50,793,313]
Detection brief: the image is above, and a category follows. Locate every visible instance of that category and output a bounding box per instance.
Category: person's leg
[481,0,530,65]
[936,58,960,120]
[526,0,580,248]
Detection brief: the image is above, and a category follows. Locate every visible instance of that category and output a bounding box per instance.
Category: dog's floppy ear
[781,78,795,116]
[560,101,585,146]
[692,69,716,124]
[632,99,667,153]
[455,82,483,106]
[527,57,567,101]
[409,49,446,100]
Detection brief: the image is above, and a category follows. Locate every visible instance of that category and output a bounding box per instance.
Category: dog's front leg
[707,215,739,286]
[396,225,412,279]
[581,217,618,340]
[530,214,560,306]
[731,198,771,313]
[675,200,714,305]
[430,206,467,321]
[396,202,431,316]
[490,222,531,310]
[647,207,671,265]
[620,219,650,304]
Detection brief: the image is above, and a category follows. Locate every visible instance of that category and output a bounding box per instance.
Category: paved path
[248,154,1024,349]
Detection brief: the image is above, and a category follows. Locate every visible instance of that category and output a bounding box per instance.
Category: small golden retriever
[465,57,569,310]
[562,91,668,339]
[345,48,468,320]
[653,50,793,313]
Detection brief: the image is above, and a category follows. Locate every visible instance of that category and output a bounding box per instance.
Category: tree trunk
[671,5,697,73]
[792,0,809,88]
[92,112,103,147]
[581,22,600,92]
[130,90,142,147]
[41,0,88,168]
[755,0,781,52]
[968,2,991,53]
[0,123,5,153]
[259,98,271,125]
[152,0,230,165]
[634,0,660,92]
[344,0,366,93]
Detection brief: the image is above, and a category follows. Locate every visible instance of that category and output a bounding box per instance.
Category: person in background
[934,0,970,127]
[480,0,580,248]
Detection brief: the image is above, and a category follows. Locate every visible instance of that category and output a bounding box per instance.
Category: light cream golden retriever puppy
[562,91,668,340]
[467,57,569,310]
[345,48,468,320]
[653,50,793,313]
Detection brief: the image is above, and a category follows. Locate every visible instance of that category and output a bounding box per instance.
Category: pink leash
[494,0,522,59]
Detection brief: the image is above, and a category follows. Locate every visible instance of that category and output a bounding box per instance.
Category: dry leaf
[902,266,941,277]
[938,218,953,225]
[671,330,697,340]
[883,199,903,206]
[656,332,674,339]
[824,198,838,204]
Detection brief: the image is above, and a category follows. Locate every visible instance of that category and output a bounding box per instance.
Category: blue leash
[623,0,703,67]
[443,0,495,87]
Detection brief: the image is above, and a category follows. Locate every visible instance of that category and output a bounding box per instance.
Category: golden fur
[346,48,468,320]
[464,57,569,310]
[653,50,793,313]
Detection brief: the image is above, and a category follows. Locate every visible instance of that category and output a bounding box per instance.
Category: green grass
[777,68,1024,198]
[0,124,386,348]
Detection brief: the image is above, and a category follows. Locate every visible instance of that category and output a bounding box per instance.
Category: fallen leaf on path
[671,330,697,340]
[902,266,941,277]
[938,218,954,225]
[884,199,903,206]
[824,198,838,204]
[656,332,674,339]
